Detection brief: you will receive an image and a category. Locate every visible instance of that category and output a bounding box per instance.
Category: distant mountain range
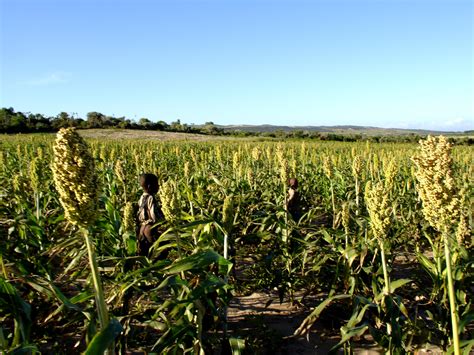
[215,124,472,136]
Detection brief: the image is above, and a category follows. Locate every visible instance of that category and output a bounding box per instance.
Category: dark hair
[139,173,159,194]
[288,177,298,189]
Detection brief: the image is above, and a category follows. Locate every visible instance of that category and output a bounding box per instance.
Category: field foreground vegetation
[0,131,472,354]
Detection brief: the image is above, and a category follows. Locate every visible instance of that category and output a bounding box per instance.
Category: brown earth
[78,128,230,141]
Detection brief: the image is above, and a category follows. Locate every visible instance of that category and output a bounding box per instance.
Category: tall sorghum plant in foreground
[222,195,234,260]
[52,128,111,342]
[159,180,182,257]
[323,156,336,228]
[221,195,234,334]
[364,181,392,295]
[352,155,363,216]
[412,135,461,355]
[364,159,397,295]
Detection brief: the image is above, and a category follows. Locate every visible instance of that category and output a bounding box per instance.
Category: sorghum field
[0,130,473,354]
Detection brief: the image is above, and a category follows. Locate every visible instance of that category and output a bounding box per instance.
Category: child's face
[139,177,147,192]
[140,177,150,193]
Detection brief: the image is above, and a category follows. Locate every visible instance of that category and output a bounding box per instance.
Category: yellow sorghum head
[383,159,397,190]
[13,174,23,192]
[280,158,289,186]
[246,167,254,185]
[110,148,116,162]
[412,135,461,233]
[158,179,179,223]
[290,158,297,177]
[323,156,333,179]
[183,161,190,180]
[251,146,261,161]
[122,202,135,234]
[301,142,307,157]
[238,165,244,180]
[215,146,222,163]
[114,160,126,183]
[455,213,470,245]
[30,158,41,192]
[222,195,234,233]
[352,155,363,179]
[52,127,98,227]
[99,146,107,162]
[233,152,239,171]
[342,202,350,235]
[276,143,285,165]
[265,146,272,161]
[37,146,44,160]
[365,180,391,240]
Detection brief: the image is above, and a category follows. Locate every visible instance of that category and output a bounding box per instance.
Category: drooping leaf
[84,318,122,355]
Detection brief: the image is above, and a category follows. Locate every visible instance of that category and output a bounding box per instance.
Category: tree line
[1,107,472,145]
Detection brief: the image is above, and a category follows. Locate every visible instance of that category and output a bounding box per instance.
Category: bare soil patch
[77,129,228,141]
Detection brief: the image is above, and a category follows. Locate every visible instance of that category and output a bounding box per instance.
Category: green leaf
[416,252,438,279]
[389,278,411,293]
[10,344,39,355]
[446,339,474,355]
[164,249,230,274]
[84,318,122,355]
[294,294,351,336]
[459,311,474,333]
[331,325,369,353]
[229,337,245,355]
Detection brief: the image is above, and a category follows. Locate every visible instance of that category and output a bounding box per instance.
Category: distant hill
[215,124,463,136]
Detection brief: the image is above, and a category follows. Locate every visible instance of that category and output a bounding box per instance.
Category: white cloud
[432,118,473,132]
[24,72,71,86]
[444,118,466,126]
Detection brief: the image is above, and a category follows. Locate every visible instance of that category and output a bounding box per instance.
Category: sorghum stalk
[222,195,234,260]
[30,158,41,220]
[412,135,461,354]
[342,203,350,248]
[352,155,362,215]
[82,227,109,329]
[52,128,111,345]
[114,160,127,203]
[443,229,459,354]
[323,156,336,228]
[365,181,391,295]
[221,195,234,335]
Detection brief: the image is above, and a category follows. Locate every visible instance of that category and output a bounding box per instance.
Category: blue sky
[1,0,473,131]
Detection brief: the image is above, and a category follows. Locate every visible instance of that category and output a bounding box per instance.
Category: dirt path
[227,291,387,354]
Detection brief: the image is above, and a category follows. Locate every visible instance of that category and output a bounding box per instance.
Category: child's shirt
[286,187,301,220]
[287,187,299,208]
[137,193,161,226]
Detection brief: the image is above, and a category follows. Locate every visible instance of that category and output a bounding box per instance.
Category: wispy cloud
[431,118,473,132]
[443,118,466,127]
[24,72,71,86]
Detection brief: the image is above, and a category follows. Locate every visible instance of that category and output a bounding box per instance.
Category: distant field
[78,128,227,141]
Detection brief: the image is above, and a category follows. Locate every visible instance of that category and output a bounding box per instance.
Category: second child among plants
[137,173,164,257]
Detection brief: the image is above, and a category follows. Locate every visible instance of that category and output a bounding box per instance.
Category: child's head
[288,177,298,189]
[139,173,159,194]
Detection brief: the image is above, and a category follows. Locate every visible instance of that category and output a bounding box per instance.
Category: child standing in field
[137,173,164,257]
[286,177,302,222]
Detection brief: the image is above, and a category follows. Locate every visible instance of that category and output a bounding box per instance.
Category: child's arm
[147,196,158,224]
